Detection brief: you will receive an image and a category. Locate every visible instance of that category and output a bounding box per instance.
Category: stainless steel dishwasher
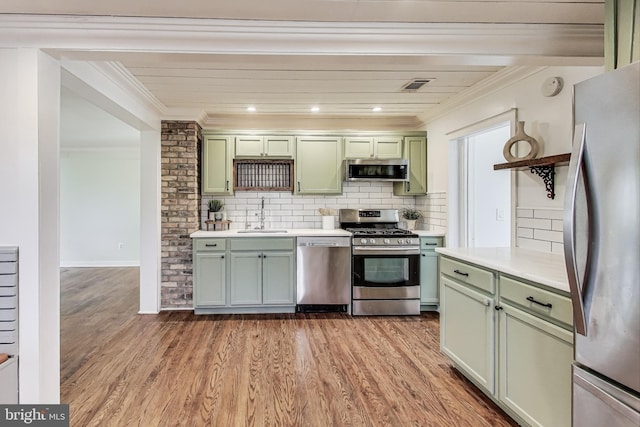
[296,236,351,312]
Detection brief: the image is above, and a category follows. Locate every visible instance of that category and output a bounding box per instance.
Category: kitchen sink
[237,229,288,234]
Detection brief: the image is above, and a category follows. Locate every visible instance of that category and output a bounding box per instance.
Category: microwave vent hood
[344,159,409,182]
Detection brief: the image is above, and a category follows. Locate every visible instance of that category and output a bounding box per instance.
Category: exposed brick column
[160,121,201,308]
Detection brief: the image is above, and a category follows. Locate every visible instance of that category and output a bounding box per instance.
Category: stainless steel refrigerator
[564,61,640,426]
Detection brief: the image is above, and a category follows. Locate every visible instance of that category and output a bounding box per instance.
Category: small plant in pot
[208,199,224,220]
[401,208,422,230]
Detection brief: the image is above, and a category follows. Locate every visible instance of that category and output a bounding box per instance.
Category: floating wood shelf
[493,153,571,200]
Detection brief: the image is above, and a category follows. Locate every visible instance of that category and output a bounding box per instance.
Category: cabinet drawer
[0,330,16,343]
[194,239,226,251]
[230,238,294,251]
[440,256,495,294]
[500,275,573,327]
[0,286,16,297]
[0,274,17,287]
[0,320,16,332]
[420,237,443,250]
[0,296,17,309]
[0,309,17,322]
[0,263,17,274]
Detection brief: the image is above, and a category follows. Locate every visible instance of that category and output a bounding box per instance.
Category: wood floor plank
[61,267,517,427]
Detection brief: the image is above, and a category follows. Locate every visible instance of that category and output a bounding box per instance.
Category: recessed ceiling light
[311,106,320,113]
[247,106,256,112]
[373,106,382,112]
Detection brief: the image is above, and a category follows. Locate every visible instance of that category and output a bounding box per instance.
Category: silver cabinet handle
[564,123,588,335]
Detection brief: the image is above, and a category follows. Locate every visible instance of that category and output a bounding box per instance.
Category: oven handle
[352,246,420,256]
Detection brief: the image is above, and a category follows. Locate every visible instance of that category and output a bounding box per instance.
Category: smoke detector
[401,79,432,92]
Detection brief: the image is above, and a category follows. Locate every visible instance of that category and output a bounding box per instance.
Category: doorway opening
[448,112,516,248]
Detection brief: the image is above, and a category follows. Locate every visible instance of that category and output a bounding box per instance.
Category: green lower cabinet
[420,236,442,309]
[193,237,296,313]
[439,254,574,427]
[229,251,295,306]
[194,252,226,306]
[229,252,263,305]
[440,276,495,394]
[498,302,573,427]
[262,252,295,305]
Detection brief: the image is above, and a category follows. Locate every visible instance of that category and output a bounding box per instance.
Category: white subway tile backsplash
[517,206,566,254]
[517,218,552,230]
[201,185,448,231]
[534,229,563,243]
[517,237,552,252]
[534,208,564,220]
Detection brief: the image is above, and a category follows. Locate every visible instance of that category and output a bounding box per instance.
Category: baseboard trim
[60,261,140,268]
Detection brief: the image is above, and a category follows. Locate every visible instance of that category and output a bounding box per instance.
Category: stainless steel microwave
[344,159,409,182]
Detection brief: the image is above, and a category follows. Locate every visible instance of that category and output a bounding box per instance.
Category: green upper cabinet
[202,134,233,195]
[235,135,294,158]
[394,136,427,196]
[295,136,343,194]
[344,136,403,159]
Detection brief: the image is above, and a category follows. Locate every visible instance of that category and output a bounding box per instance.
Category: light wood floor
[60,267,516,427]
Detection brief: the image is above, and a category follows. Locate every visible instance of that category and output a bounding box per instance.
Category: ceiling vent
[401,79,432,92]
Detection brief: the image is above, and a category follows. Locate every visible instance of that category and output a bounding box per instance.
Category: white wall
[60,148,141,266]
[0,48,61,403]
[426,66,604,249]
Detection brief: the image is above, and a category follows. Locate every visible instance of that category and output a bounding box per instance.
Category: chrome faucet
[254,197,266,229]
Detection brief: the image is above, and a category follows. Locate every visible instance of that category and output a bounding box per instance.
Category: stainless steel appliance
[344,159,409,182]
[340,209,420,315]
[564,61,640,426]
[296,236,351,312]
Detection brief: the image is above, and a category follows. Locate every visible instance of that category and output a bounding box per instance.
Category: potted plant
[401,208,422,230]
[208,199,224,220]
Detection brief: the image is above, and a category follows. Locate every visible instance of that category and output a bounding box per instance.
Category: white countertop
[413,230,446,237]
[435,247,569,293]
[190,228,353,238]
[191,228,445,238]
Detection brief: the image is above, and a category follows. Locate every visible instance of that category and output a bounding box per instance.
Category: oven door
[352,247,420,288]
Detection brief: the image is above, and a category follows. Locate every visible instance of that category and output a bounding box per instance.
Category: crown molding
[0,15,603,60]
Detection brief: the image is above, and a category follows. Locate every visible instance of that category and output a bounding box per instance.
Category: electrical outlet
[118,242,124,249]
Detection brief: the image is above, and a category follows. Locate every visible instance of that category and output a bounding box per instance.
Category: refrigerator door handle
[564,123,588,335]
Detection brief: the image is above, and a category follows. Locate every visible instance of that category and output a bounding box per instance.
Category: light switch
[496,208,505,221]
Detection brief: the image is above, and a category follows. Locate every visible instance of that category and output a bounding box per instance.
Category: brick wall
[161,121,201,308]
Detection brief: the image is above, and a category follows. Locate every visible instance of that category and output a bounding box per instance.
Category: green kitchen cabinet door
[373,136,403,159]
[262,251,295,305]
[420,237,442,308]
[194,252,226,307]
[344,137,374,158]
[295,136,343,194]
[235,136,264,157]
[264,136,294,157]
[394,136,426,196]
[440,276,495,394]
[498,302,573,427]
[202,134,233,194]
[229,252,262,305]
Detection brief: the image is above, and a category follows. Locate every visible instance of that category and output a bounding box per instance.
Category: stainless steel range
[339,209,420,315]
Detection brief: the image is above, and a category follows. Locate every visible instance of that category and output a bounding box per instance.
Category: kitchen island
[435,246,573,427]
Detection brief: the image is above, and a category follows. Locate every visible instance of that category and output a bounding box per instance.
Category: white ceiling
[2,0,605,135]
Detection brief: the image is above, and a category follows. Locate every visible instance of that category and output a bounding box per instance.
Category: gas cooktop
[345,227,417,237]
